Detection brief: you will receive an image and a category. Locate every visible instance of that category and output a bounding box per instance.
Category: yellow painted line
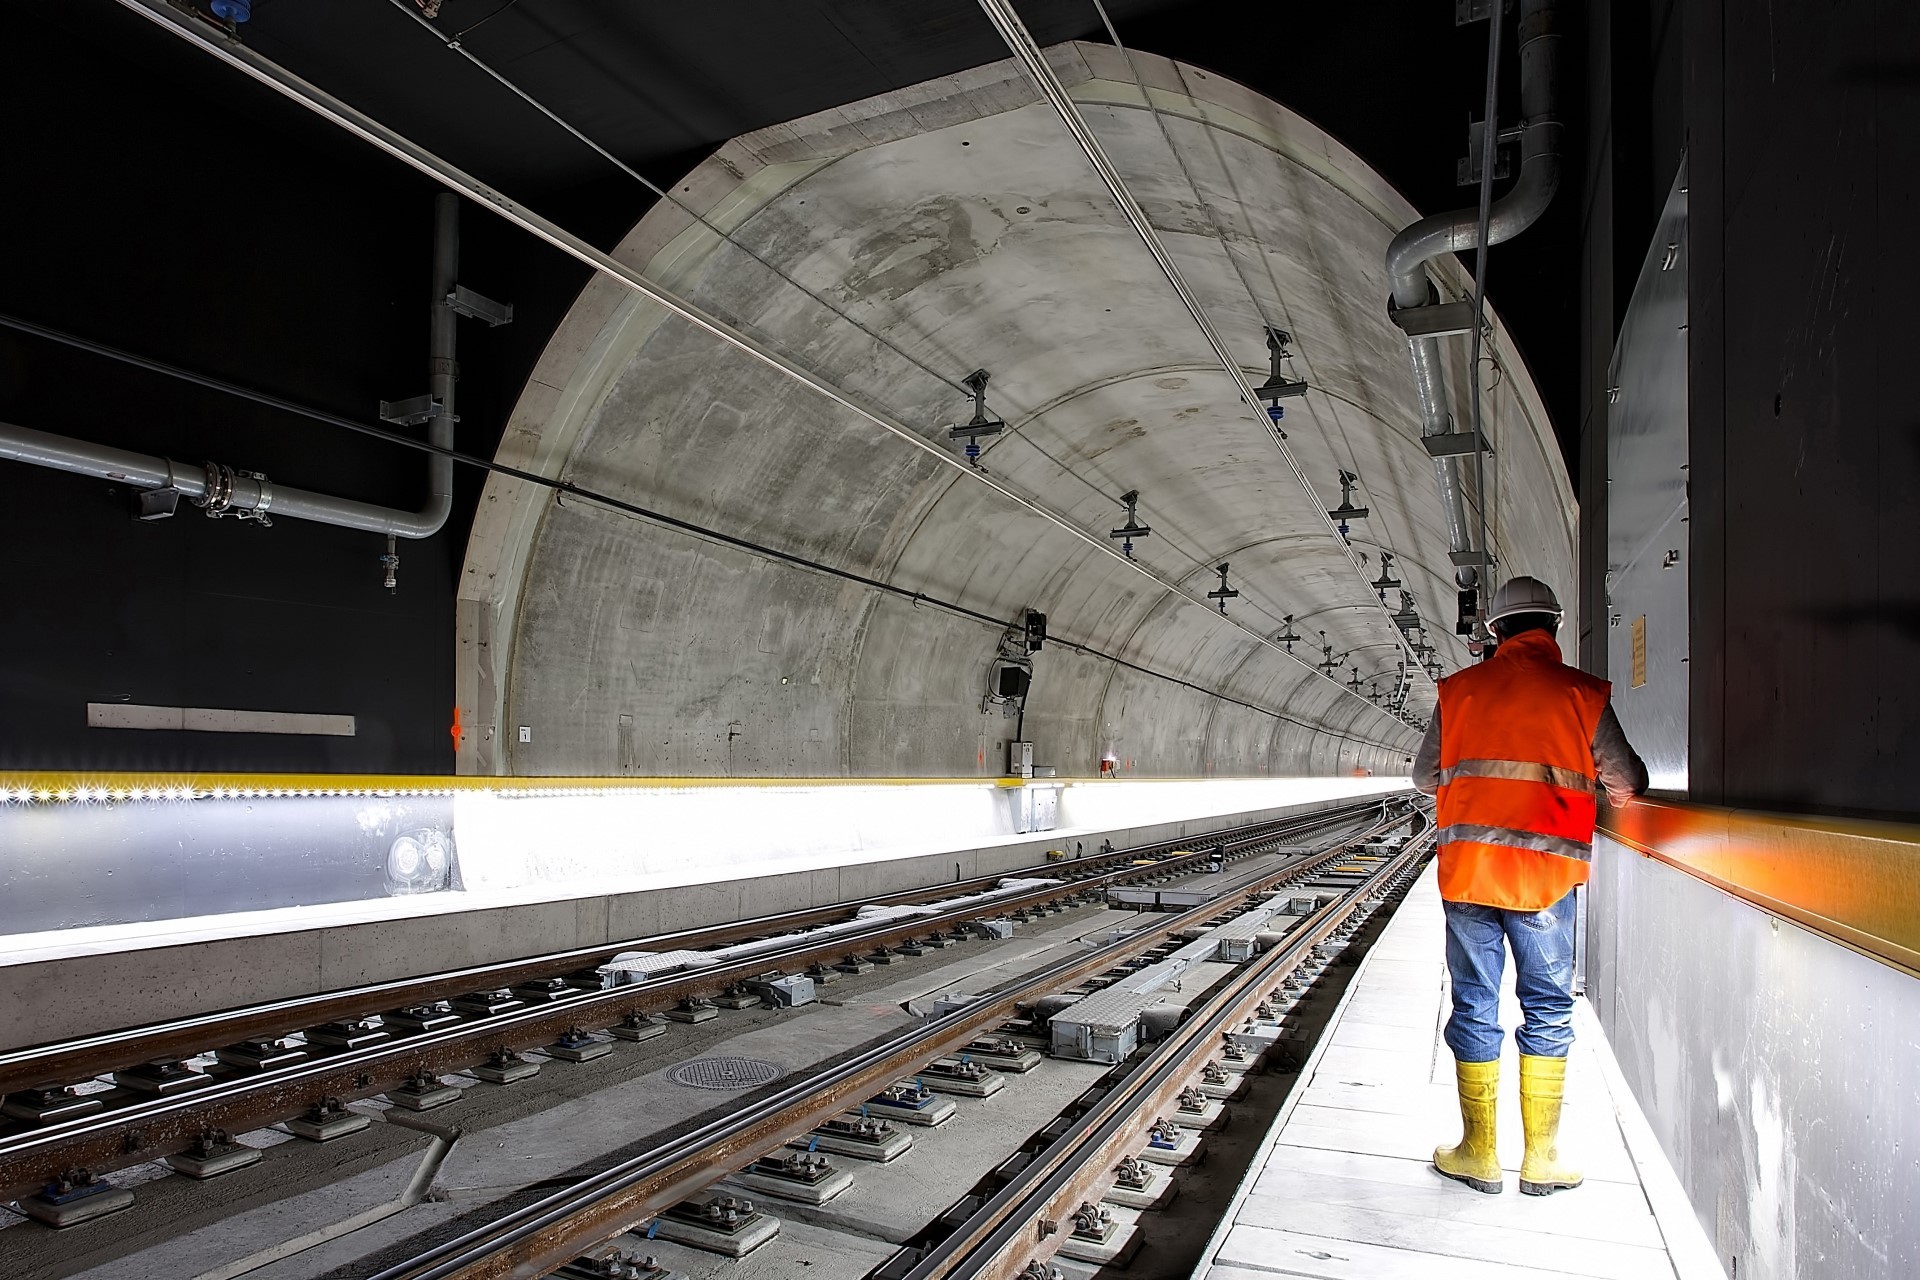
[0,771,1391,794]
[0,772,1042,793]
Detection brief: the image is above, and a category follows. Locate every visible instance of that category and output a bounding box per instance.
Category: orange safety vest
[1435,629,1610,911]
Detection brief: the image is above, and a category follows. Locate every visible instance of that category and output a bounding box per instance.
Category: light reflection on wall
[0,790,455,934]
[0,774,1412,940]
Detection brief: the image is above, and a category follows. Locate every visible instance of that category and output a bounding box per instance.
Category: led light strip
[0,773,1154,804]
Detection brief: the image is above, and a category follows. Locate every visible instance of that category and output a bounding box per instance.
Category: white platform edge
[1186,859,1406,1272]
[1188,862,1729,1280]
[1574,1000,1727,1280]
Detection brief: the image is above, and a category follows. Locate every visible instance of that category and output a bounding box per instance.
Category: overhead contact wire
[976,0,1434,688]
[1087,0,1431,695]
[0,311,1406,752]
[377,0,1315,659]
[116,0,1409,738]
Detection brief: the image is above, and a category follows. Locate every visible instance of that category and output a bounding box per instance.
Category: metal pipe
[0,196,464,541]
[0,418,447,537]
[1385,0,1563,586]
[0,421,189,494]
[421,191,458,535]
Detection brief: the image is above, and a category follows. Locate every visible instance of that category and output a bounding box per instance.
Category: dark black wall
[0,5,600,772]
[1582,0,1920,819]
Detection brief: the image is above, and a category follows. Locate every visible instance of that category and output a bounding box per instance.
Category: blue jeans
[1442,890,1577,1062]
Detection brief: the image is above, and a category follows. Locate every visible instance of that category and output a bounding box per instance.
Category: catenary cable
[0,310,1410,752]
[376,0,1322,658]
[974,0,1434,699]
[1467,3,1503,615]
[111,0,1411,734]
[1086,0,1439,695]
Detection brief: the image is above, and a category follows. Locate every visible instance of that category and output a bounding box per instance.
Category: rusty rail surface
[0,802,1391,1202]
[1600,797,1920,977]
[365,803,1423,1279]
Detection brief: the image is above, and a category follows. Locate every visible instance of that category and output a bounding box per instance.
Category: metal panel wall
[1588,836,1920,1279]
[1605,163,1691,787]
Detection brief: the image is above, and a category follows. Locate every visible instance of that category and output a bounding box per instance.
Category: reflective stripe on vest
[1433,630,1611,896]
[1435,823,1595,863]
[1437,758,1596,795]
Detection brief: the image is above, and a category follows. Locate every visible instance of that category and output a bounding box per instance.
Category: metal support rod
[0,194,466,541]
[190,1116,460,1280]
[421,191,459,534]
[1465,2,1503,627]
[109,0,1410,729]
[973,0,1432,685]
[1385,0,1562,587]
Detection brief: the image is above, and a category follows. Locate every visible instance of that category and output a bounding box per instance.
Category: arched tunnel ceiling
[457,42,1575,780]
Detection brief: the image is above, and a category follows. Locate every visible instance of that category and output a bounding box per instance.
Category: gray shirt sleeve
[1592,702,1650,806]
[1411,706,1442,795]
[1409,698,1644,804]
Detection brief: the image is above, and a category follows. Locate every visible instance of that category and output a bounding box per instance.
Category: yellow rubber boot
[1433,1058,1503,1194]
[1519,1053,1583,1195]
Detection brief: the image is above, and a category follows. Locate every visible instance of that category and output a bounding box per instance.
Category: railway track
[907,826,1434,1280]
[0,799,1396,1206]
[356,800,1431,1280]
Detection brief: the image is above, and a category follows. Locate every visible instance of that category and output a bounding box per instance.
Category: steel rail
[111,0,1410,741]
[367,803,1419,1280]
[0,804,1372,1094]
[0,806,1387,1200]
[917,826,1436,1280]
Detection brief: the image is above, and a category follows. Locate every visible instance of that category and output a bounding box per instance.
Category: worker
[1411,575,1647,1197]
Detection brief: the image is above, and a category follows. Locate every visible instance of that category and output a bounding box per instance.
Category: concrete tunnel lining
[456,41,1575,779]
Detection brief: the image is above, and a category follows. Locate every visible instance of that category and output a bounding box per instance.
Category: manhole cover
[667,1056,785,1091]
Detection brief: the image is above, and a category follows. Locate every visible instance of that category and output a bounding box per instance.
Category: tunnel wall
[1583,0,1920,817]
[460,44,1577,782]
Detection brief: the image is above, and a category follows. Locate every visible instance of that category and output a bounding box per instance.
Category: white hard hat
[1486,575,1563,625]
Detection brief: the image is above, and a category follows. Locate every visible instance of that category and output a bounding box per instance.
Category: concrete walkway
[1195,863,1723,1280]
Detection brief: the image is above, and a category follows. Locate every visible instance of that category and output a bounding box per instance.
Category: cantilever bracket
[1421,433,1494,459]
[446,285,513,328]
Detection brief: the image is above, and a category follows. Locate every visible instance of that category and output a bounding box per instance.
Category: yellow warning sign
[1631,615,1647,689]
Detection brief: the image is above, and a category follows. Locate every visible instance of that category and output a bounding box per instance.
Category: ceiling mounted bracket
[1206,564,1239,615]
[446,284,513,328]
[1109,490,1151,559]
[946,369,1006,464]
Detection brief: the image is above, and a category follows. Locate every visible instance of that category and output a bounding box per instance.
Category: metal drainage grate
[667,1057,785,1091]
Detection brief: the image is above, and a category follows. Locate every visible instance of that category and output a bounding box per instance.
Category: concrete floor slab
[766,1056,1112,1243]
[1195,866,1714,1280]
[605,1218,897,1280]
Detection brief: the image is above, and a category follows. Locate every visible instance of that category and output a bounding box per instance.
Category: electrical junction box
[745,973,815,1007]
[1051,1013,1138,1066]
[1007,741,1033,778]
